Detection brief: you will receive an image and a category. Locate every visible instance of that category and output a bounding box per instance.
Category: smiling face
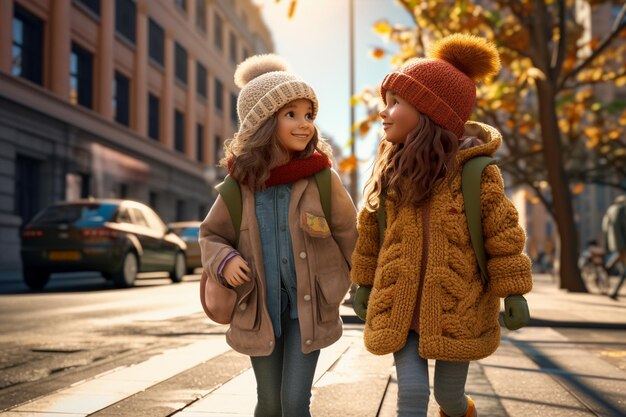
[275,98,315,159]
[379,91,421,144]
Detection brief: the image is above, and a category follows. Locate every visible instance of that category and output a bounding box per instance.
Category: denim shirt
[255,184,297,337]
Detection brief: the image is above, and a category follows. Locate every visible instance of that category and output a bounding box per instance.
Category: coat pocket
[315,269,350,323]
[230,259,260,331]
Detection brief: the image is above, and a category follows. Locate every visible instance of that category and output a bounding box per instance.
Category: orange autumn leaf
[287,0,296,18]
[373,19,393,36]
[370,48,386,60]
[572,183,585,194]
[339,155,357,174]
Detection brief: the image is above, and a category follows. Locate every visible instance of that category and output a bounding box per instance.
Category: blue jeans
[393,331,470,417]
[250,311,320,417]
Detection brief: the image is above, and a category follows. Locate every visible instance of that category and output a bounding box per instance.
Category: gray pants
[250,313,320,417]
[393,331,470,417]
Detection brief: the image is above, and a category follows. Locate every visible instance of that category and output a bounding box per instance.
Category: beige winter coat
[199,169,357,356]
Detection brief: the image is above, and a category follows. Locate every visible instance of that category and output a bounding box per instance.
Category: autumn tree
[352,0,626,292]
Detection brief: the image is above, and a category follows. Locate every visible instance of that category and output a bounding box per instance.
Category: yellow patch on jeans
[301,211,331,238]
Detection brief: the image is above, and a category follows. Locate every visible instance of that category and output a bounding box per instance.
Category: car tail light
[82,227,120,240]
[22,228,45,238]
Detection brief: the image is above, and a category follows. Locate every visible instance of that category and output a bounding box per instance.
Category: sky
[254,0,414,175]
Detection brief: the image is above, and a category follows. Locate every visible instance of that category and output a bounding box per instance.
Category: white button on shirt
[303,294,311,301]
[299,251,307,259]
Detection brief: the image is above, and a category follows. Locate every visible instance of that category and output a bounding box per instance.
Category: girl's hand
[223,256,251,287]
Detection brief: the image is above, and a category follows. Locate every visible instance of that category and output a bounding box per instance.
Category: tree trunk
[535,79,587,292]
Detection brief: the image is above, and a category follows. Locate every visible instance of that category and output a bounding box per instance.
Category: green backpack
[377,156,494,285]
[215,167,332,245]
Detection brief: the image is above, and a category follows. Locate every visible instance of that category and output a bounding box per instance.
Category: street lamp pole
[349,0,358,204]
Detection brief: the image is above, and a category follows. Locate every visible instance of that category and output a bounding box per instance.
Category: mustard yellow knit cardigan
[351,122,533,361]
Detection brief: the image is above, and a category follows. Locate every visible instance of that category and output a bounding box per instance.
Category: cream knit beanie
[234,54,318,135]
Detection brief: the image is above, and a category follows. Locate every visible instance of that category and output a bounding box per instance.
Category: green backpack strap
[314,167,332,225]
[462,156,495,286]
[375,157,494,285]
[215,175,242,245]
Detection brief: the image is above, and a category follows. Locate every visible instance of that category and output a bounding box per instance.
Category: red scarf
[228,152,331,187]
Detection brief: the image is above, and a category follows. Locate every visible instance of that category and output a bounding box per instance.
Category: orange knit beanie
[380,33,501,138]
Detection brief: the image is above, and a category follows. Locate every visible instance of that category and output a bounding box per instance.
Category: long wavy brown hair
[220,115,333,191]
[362,113,460,211]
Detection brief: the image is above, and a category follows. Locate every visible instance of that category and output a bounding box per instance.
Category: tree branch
[564,67,626,89]
[550,0,567,83]
[558,4,626,90]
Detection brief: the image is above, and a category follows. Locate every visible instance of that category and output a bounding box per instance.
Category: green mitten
[503,295,530,330]
[353,286,372,322]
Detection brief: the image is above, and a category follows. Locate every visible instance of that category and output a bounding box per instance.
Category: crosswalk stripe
[1,337,231,417]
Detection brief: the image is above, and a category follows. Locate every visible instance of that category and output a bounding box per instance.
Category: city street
[0,272,624,416]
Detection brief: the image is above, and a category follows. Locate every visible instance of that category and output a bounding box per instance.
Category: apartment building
[0,0,273,269]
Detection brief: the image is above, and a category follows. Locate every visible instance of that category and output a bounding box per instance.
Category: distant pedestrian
[198,54,357,417]
[602,195,626,300]
[350,34,532,417]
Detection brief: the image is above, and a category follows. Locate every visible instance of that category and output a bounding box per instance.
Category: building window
[196,0,206,32]
[148,94,160,140]
[230,92,238,126]
[114,71,130,126]
[215,78,223,112]
[214,135,224,166]
[175,0,187,12]
[242,48,250,61]
[119,183,129,199]
[12,5,44,85]
[76,0,100,16]
[197,62,207,98]
[115,0,136,44]
[15,155,40,225]
[70,43,93,109]
[196,124,204,162]
[229,31,237,63]
[175,42,187,84]
[148,18,164,66]
[176,199,186,221]
[214,13,223,50]
[149,191,158,210]
[174,110,185,152]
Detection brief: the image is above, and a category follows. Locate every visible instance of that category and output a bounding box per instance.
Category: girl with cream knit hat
[351,34,533,417]
[199,54,357,416]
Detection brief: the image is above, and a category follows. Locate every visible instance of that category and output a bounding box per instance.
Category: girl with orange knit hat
[351,34,533,417]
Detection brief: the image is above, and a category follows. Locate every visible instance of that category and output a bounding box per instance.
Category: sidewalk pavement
[363,273,626,417]
[1,272,625,417]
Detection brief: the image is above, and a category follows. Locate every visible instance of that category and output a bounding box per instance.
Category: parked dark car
[20,199,187,290]
[167,221,202,274]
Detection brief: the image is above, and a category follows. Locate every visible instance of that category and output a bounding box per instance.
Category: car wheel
[170,252,186,283]
[113,251,138,288]
[23,268,50,290]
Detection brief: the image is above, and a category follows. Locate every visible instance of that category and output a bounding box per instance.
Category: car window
[129,208,150,228]
[115,208,133,224]
[141,207,167,232]
[180,227,199,238]
[30,204,117,226]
